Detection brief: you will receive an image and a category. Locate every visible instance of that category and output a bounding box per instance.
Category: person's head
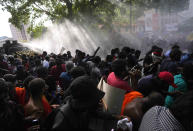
[121,46,131,55]
[28,78,45,101]
[170,48,182,61]
[69,76,105,109]
[3,74,16,84]
[34,58,41,66]
[42,51,47,57]
[170,90,193,130]
[149,45,159,52]
[106,55,113,63]
[70,66,86,79]
[111,59,128,79]
[171,44,180,50]
[142,92,165,113]
[118,52,127,59]
[182,63,193,89]
[67,51,72,57]
[65,61,74,72]
[45,56,49,61]
[23,76,35,91]
[152,71,177,96]
[37,66,48,79]
[111,49,117,56]
[55,58,62,66]
[92,56,101,66]
[135,50,141,59]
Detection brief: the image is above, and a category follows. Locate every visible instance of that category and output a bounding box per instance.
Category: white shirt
[43,60,49,69]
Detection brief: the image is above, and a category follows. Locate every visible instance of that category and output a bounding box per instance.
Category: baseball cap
[158,71,177,88]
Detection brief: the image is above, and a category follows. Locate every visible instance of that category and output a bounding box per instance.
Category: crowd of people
[0,41,193,131]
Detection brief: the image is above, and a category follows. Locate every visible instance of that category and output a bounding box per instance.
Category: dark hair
[37,66,48,79]
[142,92,164,113]
[121,47,131,55]
[151,45,159,51]
[70,76,104,102]
[43,51,47,56]
[135,50,141,59]
[111,59,127,79]
[45,56,49,61]
[35,59,41,66]
[29,78,45,102]
[92,56,101,65]
[3,74,16,83]
[170,90,193,130]
[24,76,35,90]
[70,66,86,79]
[118,52,127,59]
[111,49,116,55]
[172,44,180,50]
[56,58,62,66]
[170,49,182,61]
[106,55,113,62]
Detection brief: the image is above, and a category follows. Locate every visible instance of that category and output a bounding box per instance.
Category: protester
[60,61,74,90]
[44,76,127,130]
[165,63,193,107]
[139,90,193,131]
[160,48,182,75]
[50,58,66,80]
[122,92,164,131]
[24,78,52,131]
[0,38,193,131]
[0,79,25,131]
[107,59,132,92]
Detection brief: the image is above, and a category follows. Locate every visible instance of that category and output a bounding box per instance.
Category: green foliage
[0,0,115,28]
[0,0,190,34]
[28,24,47,39]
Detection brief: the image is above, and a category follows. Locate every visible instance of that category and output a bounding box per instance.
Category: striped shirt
[139,106,185,131]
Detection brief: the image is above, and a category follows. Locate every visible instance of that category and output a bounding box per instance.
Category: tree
[28,24,47,39]
[0,0,115,29]
[0,0,190,37]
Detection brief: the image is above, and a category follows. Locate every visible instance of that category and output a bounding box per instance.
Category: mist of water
[22,0,193,57]
[22,19,143,57]
[22,20,103,56]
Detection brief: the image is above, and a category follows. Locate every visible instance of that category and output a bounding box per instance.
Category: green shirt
[165,74,187,108]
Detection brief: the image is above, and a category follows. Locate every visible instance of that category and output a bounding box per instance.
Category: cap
[158,71,177,88]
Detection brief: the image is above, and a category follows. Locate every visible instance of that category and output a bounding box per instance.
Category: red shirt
[50,64,66,80]
[107,72,132,91]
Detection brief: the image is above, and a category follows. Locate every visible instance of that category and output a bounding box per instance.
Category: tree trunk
[130,0,132,32]
[66,0,73,19]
